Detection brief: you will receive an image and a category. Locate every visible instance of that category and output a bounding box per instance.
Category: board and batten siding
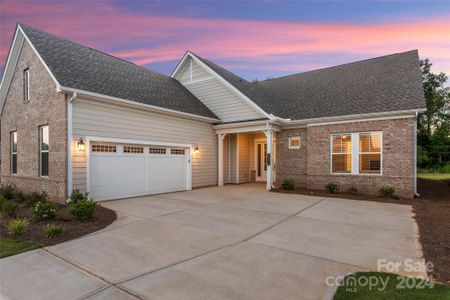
[175,58,263,123]
[71,98,217,193]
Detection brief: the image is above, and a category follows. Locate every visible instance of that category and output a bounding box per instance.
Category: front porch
[215,121,279,190]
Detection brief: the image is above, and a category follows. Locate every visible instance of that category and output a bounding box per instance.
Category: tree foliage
[418,59,450,169]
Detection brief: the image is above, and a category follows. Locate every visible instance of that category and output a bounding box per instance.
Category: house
[0,24,426,202]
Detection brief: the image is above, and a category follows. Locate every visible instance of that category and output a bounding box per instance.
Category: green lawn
[418,173,450,180]
[0,239,43,258]
[334,272,450,300]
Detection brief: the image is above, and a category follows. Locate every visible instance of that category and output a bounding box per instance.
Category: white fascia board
[85,136,192,148]
[172,51,270,119]
[214,123,281,135]
[281,109,426,128]
[18,25,61,90]
[59,86,220,123]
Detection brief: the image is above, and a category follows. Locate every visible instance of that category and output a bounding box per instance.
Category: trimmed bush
[348,186,358,193]
[69,199,98,221]
[379,187,399,199]
[0,195,7,211]
[2,201,18,218]
[42,224,64,238]
[7,218,30,236]
[281,179,295,190]
[325,183,340,194]
[25,192,48,206]
[0,185,16,200]
[70,189,89,204]
[33,201,58,221]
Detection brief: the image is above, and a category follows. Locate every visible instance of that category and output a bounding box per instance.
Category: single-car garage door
[89,143,189,201]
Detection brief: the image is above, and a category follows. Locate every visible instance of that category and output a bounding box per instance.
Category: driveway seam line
[115,197,329,286]
[41,248,143,300]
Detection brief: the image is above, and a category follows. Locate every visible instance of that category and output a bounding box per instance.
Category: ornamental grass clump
[7,218,30,236]
[42,224,64,238]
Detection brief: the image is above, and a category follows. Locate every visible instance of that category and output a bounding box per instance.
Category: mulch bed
[272,179,450,284]
[0,203,117,246]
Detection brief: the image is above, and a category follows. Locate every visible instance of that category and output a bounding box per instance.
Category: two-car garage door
[89,142,189,201]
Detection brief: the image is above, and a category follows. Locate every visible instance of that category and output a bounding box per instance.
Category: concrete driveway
[0,184,425,300]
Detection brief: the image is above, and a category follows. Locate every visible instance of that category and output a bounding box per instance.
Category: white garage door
[89,143,189,201]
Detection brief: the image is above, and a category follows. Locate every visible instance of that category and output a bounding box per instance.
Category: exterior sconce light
[76,138,86,151]
[193,147,200,155]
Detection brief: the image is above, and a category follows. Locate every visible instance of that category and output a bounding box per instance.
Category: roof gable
[172,52,270,121]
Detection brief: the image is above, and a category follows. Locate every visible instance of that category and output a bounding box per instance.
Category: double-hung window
[11,132,17,174]
[331,131,382,175]
[39,125,49,176]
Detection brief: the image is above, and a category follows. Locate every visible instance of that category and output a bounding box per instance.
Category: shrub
[325,183,340,194]
[69,199,98,221]
[15,191,27,203]
[0,185,16,200]
[7,218,30,236]
[25,192,48,206]
[2,201,18,218]
[379,187,399,199]
[70,189,89,204]
[33,201,57,221]
[42,224,64,238]
[281,179,295,190]
[348,186,358,193]
[0,195,6,211]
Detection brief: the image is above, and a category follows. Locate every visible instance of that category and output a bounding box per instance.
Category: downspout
[414,111,419,197]
[67,91,77,202]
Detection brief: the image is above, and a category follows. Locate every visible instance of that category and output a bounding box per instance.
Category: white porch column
[264,129,274,190]
[218,134,227,186]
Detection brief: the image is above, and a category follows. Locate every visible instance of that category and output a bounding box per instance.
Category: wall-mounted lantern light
[76,137,85,151]
[193,146,200,155]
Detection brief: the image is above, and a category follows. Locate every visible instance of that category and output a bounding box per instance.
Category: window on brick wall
[39,125,49,176]
[331,131,382,175]
[11,131,17,174]
[288,136,301,149]
[24,68,30,101]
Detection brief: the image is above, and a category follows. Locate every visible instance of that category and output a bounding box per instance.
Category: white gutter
[414,111,420,197]
[58,86,221,124]
[67,91,77,200]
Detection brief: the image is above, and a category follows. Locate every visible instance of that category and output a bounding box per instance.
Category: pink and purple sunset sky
[1,0,450,80]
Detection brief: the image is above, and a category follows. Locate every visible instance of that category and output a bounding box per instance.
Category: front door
[256,141,276,182]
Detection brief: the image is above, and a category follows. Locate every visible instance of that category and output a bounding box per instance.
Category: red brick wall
[1,41,67,202]
[276,118,415,198]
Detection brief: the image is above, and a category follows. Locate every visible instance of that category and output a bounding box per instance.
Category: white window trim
[11,131,17,175]
[24,68,30,101]
[330,131,383,176]
[288,136,301,149]
[39,125,49,177]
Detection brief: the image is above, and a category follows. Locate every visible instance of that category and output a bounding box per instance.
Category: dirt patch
[273,179,450,284]
[0,204,117,246]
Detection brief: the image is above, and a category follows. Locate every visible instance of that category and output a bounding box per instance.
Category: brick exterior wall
[0,41,67,202]
[276,118,415,198]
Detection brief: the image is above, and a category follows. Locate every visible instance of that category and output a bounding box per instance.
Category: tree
[418,59,450,169]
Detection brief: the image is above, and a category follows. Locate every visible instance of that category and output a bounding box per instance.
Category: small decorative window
[92,144,116,152]
[359,132,381,174]
[39,125,49,176]
[288,136,301,149]
[149,147,166,154]
[24,68,30,101]
[331,134,352,174]
[171,148,185,155]
[124,146,144,153]
[11,131,17,174]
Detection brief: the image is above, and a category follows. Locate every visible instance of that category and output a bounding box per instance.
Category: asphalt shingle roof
[193,51,426,120]
[19,24,218,119]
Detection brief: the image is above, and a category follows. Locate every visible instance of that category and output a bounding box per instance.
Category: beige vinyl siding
[71,98,217,193]
[177,58,213,85]
[228,134,238,183]
[223,135,230,184]
[238,133,251,183]
[184,78,261,122]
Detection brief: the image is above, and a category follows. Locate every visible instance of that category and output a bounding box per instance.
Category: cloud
[1,0,450,77]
